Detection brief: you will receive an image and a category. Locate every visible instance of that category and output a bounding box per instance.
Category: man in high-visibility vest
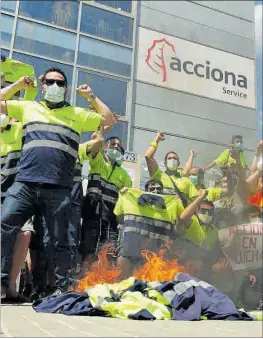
[114,179,185,279]
[1,64,114,298]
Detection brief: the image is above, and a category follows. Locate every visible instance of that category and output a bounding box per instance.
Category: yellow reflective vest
[1,122,22,198]
[1,58,38,100]
[114,188,184,242]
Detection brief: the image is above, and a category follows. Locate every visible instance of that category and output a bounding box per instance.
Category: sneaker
[23,283,33,298]
[52,288,63,296]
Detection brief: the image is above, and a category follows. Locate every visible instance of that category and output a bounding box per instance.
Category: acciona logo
[145,38,248,99]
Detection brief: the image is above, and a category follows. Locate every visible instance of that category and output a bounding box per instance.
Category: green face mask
[233,142,243,151]
[106,149,124,165]
[189,175,198,185]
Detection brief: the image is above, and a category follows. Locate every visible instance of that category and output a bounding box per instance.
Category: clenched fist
[76,84,93,98]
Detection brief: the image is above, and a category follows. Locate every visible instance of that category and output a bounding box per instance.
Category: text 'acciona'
[170,58,247,89]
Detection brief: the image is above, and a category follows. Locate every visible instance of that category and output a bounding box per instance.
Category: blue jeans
[1,181,71,291]
[43,199,81,270]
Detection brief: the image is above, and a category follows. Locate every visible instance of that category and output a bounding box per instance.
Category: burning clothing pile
[33,273,259,321]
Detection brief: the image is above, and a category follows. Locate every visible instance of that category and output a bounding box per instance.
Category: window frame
[0,12,15,49]
[14,18,77,63]
[77,34,132,78]
[80,2,134,46]
[74,67,130,116]
[79,1,134,18]
[17,0,80,31]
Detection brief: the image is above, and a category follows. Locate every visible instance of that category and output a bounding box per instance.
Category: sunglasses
[148,186,162,192]
[199,208,214,216]
[44,79,66,87]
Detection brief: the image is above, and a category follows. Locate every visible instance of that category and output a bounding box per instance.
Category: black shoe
[23,283,33,298]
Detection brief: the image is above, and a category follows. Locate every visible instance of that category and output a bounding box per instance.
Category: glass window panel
[104,120,128,148]
[94,0,132,13]
[14,19,76,63]
[77,70,128,115]
[12,52,73,102]
[18,0,79,30]
[1,49,10,59]
[78,35,131,77]
[1,0,16,13]
[1,14,14,48]
[81,4,133,45]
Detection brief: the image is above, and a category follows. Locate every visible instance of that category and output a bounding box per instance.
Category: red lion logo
[146,38,175,82]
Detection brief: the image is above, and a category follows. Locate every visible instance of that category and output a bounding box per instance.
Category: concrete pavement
[1,304,262,337]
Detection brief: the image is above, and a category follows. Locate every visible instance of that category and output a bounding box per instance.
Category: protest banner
[218,223,263,271]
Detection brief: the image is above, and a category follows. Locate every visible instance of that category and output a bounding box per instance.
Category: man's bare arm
[76,84,114,127]
[0,76,35,101]
[145,131,165,177]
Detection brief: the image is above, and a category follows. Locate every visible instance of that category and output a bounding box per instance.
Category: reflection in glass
[1,14,14,48]
[14,19,76,63]
[19,0,79,30]
[81,4,133,45]
[77,71,128,115]
[12,52,73,102]
[1,0,16,12]
[95,0,132,13]
[78,35,132,77]
[80,121,128,149]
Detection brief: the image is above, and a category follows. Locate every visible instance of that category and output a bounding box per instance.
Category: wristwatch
[88,92,96,101]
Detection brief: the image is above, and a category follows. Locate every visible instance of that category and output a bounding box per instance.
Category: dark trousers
[80,218,118,258]
[43,199,81,270]
[30,199,81,291]
[1,181,71,291]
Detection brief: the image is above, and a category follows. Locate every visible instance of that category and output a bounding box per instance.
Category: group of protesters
[1,56,262,310]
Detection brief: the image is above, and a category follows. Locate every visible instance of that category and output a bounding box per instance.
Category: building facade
[1,0,258,186]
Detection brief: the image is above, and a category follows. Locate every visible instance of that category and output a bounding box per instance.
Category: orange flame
[134,242,184,282]
[75,243,120,292]
[75,241,184,293]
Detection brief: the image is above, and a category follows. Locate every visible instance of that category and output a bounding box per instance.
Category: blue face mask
[189,175,198,185]
[106,149,124,165]
[221,183,228,188]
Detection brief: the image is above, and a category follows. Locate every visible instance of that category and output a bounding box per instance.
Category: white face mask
[257,155,263,172]
[198,213,213,224]
[0,114,9,128]
[166,159,179,171]
[44,83,65,103]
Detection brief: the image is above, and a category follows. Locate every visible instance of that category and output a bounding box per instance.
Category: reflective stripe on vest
[86,186,117,204]
[162,280,211,303]
[23,140,78,158]
[73,163,82,182]
[124,214,172,230]
[1,166,19,177]
[88,173,119,195]
[124,226,171,242]
[22,123,80,144]
[1,151,21,165]
[123,213,173,242]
